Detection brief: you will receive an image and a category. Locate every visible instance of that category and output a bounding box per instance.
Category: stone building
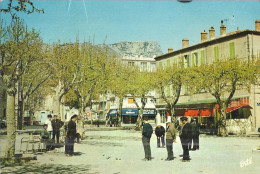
[155,20,260,133]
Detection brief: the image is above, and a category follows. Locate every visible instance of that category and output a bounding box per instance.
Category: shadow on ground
[81,140,122,147]
[1,163,98,174]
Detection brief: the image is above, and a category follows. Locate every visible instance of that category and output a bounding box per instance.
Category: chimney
[182,39,189,48]
[220,20,226,36]
[255,20,260,31]
[209,27,215,40]
[201,30,208,42]
[168,48,173,53]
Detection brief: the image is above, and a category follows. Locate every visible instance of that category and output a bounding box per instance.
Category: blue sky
[1,0,260,53]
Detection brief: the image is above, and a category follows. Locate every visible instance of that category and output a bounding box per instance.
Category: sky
[1,0,260,53]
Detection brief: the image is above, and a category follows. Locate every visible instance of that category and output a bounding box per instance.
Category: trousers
[142,136,151,159]
[166,139,174,159]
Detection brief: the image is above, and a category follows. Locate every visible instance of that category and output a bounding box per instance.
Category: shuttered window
[229,42,235,59]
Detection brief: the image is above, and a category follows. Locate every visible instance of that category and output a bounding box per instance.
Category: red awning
[226,105,253,113]
[199,108,214,117]
[184,109,199,117]
[175,108,214,117]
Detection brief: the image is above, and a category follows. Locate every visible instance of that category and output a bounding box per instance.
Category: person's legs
[183,139,190,160]
[161,136,165,147]
[166,139,173,159]
[56,130,60,143]
[142,137,151,159]
[157,137,160,147]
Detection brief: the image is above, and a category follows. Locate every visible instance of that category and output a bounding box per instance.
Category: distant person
[142,119,153,161]
[41,124,52,151]
[155,124,165,148]
[65,114,78,156]
[51,115,64,144]
[191,119,200,150]
[165,122,177,161]
[45,114,53,138]
[180,117,192,162]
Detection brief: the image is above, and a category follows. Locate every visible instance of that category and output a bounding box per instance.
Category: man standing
[51,115,64,144]
[180,117,192,162]
[142,119,153,161]
[191,119,200,150]
[45,115,53,138]
[165,122,176,161]
[155,124,165,148]
[65,114,78,156]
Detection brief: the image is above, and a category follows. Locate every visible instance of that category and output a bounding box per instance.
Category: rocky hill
[102,41,163,58]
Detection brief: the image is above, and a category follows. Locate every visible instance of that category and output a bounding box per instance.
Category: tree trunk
[77,98,85,138]
[118,97,123,127]
[5,90,16,158]
[218,104,228,136]
[135,94,145,130]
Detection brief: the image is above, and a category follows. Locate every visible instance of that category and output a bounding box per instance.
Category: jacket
[41,129,49,140]
[191,123,199,136]
[67,120,77,138]
[180,123,192,140]
[142,123,153,138]
[155,126,165,137]
[166,124,176,140]
[52,119,64,131]
[45,119,53,132]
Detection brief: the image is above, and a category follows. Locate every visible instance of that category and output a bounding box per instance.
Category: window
[201,50,205,65]
[159,62,163,70]
[141,62,147,71]
[184,85,189,95]
[229,42,235,59]
[183,55,189,68]
[128,98,134,104]
[192,53,198,66]
[214,46,219,62]
[151,63,156,72]
[167,59,170,67]
[128,61,135,66]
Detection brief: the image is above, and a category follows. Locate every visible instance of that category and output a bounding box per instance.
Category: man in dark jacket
[155,124,165,148]
[165,122,176,161]
[65,114,78,156]
[52,115,64,144]
[180,117,192,162]
[191,119,199,150]
[142,119,153,161]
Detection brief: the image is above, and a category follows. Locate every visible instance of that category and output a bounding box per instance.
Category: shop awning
[199,108,214,117]
[175,108,214,117]
[143,109,156,117]
[226,105,252,113]
[107,109,118,116]
[122,108,138,116]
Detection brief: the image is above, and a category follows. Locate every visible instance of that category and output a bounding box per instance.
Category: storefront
[122,108,139,124]
[106,109,118,122]
[143,108,157,121]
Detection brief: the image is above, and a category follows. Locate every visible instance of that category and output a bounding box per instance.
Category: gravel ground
[1,129,260,174]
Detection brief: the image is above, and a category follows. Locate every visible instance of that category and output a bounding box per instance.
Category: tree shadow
[1,163,99,174]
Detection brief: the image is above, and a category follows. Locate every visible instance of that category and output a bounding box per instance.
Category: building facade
[155,20,260,133]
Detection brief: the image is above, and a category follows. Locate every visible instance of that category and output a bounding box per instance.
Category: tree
[108,63,131,127]
[1,18,49,157]
[126,67,156,130]
[0,0,44,17]
[73,43,117,135]
[154,64,185,123]
[188,58,257,136]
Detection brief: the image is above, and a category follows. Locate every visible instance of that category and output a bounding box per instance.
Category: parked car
[0,118,7,128]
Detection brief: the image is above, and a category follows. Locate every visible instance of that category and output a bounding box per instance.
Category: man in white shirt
[45,114,53,138]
